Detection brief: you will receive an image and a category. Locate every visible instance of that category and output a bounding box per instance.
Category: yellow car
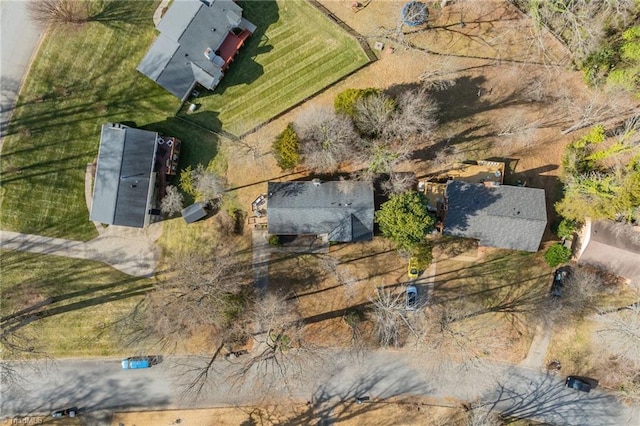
[408,257,419,279]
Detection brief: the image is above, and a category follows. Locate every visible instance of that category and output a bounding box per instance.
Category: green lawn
[179,0,371,135]
[0,1,217,241]
[1,250,153,357]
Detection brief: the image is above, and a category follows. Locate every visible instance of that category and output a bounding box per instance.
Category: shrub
[544,243,572,267]
[268,235,281,246]
[411,241,433,270]
[556,218,579,238]
[179,165,196,197]
[334,88,381,117]
[272,123,300,170]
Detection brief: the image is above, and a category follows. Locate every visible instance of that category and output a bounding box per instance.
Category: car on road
[52,407,77,418]
[565,376,592,392]
[406,285,418,310]
[121,356,159,369]
[408,257,419,279]
[550,266,572,297]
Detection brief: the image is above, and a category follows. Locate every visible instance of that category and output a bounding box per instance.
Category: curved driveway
[0,228,160,277]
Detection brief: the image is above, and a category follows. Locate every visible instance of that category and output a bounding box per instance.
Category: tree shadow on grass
[194,0,280,98]
[88,0,150,28]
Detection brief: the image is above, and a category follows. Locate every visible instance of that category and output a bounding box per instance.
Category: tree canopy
[375,191,435,250]
[556,122,640,223]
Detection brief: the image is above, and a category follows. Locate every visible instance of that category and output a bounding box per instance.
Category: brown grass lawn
[545,286,640,393]
[106,399,462,426]
[431,241,551,362]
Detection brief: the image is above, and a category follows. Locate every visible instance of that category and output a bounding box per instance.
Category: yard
[0,0,217,241]
[0,250,152,357]
[176,0,371,136]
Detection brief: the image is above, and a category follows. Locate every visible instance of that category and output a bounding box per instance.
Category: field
[0,250,152,357]
[177,0,371,136]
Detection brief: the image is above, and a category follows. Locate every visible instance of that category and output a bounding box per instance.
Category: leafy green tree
[556,218,579,238]
[334,88,381,117]
[544,243,572,267]
[375,191,435,250]
[272,123,300,171]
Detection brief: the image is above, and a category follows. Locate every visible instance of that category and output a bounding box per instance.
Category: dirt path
[0,226,161,277]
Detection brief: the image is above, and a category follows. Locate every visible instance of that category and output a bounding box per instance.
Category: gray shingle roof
[182,202,208,223]
[90,124,157,228]
[578,220,640,284]
[267,181,374,242]
[443,181,547,252]
[137,0,253,100]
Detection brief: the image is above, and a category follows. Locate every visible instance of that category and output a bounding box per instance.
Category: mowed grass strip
[181,0,370,135]
[0,1,218,241]
[1,250,153,357]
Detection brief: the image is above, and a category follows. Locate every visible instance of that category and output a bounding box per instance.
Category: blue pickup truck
[121,356,158,369]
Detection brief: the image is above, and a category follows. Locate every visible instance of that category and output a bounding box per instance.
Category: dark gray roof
[443,181,547,252]
[578,220,640,284]
[137,0,255,100]
[90,124,157,228]
[267,181,374,242]
[182,202,208,223]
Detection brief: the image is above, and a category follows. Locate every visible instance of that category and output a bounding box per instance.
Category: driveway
[1,351,637,425]
[0,0,44,143]
[0,226,161,277]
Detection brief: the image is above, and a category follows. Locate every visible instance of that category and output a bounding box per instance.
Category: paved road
[1,351,637,425]
[0,0,44,142]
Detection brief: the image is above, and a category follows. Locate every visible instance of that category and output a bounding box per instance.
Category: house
[137,0,256,101]
[443,181,547,252]
[266,180,374,243]
[577,219,640,284]
[90,123,159,228]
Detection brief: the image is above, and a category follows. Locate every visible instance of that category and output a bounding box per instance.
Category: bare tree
[356,139,413,180]
[369,287,418,348]
[160,185,184,216]
[594,300,640,367]
[420,56,463,91]
[353,93,395,138]
[118,247,250,353]
[29,0,90,25]
[231,292,330,395]
[294,106,359,172]
[385,89,438,140]
[379,171,417,195]
[192,165,227,205]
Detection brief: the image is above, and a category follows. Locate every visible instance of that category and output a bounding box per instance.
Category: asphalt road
[0,0,43,142]
[1,351,637,425]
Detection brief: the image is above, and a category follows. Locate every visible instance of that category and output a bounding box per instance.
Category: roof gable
[443,181,547,252]
[267,181,374,242]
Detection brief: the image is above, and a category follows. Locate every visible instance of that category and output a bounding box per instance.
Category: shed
[182,202,208,223]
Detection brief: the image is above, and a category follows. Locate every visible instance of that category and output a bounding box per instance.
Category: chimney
[312,178,321,187]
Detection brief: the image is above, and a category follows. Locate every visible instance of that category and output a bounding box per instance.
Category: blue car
[121,356,158,369]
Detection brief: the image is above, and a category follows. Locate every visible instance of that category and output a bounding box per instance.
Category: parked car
[121,356,159,369]
[406,285,418,310]
[565,376,592,392]
[408,257,419,280]
[550,266,572,297]
[52,407,77,418]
